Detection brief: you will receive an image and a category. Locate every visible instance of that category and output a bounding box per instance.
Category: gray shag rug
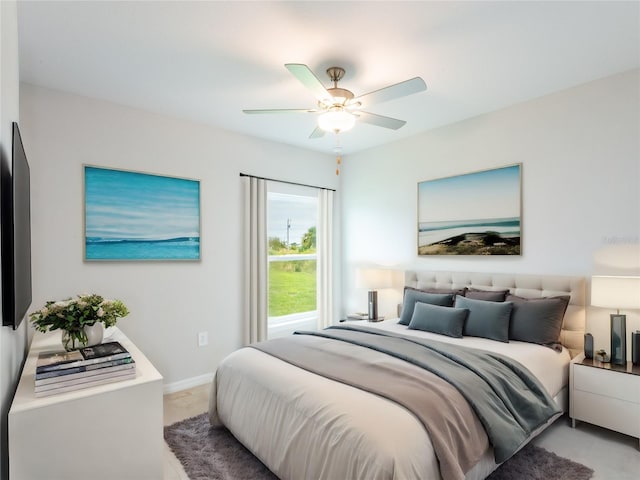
[164,413,594,480]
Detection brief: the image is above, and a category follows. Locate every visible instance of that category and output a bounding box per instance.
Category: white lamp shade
[318,109,356,133]
[591,275,640,309]
[355,268,393,290]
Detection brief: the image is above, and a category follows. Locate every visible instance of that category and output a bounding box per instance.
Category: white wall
[0,1,30,477]
[16,68,640,392]
[19,84,339,390]
[341,70,640,355]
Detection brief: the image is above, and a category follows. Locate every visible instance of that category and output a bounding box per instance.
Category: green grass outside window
[268,260,317,317]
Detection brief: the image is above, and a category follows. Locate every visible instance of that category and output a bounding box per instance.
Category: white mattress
[211,320,571,480]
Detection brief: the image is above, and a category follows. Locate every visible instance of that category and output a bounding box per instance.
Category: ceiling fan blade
[243,108,318,114]
[309,126,325,139]
[285,63,332,103]
[357,111,406,130]
[353,77,426,107]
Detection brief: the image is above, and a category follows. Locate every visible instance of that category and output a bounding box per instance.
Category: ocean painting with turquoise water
[84,166,200,260]
[418,165,521,255]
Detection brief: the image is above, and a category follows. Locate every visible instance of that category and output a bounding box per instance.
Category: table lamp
[591,275,640,365]
[355,268,393,321]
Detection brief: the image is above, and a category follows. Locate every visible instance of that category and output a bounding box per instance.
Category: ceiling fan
[243,64,427,138]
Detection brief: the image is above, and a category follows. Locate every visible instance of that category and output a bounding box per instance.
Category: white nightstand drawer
[573,364,640,404]
[572,391,640,438]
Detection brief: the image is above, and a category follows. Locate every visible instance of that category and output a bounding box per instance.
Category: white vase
[84,323,104,347]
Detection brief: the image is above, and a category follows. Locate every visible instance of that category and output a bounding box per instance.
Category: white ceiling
[16,1,640,156]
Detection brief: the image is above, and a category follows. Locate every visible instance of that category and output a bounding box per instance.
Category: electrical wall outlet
[198,331,208,347]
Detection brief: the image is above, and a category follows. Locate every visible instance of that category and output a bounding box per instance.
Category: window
[267,182,319,338]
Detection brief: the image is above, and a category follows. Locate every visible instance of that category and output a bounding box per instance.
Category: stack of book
[35,341,136,397]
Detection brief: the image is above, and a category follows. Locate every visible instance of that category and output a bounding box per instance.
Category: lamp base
[610,313,627,366]
[368,290,378,321]
[632,331,640,365]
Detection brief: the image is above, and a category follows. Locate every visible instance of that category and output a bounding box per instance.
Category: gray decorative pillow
[408,302,468,338]
[454,295,513,342]
[465,288,510,302]
[398,287,455,326]
[507,294,570,345]
[415,287,467,297]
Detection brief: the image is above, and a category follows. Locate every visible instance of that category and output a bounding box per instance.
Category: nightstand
[570,353,640,448]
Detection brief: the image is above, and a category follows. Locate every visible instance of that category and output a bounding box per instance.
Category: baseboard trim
[163,373,214,394]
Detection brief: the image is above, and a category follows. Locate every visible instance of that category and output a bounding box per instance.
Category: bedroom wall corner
[340,69,640,347]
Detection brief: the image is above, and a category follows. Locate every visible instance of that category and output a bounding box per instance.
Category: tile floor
[163,383,210,480]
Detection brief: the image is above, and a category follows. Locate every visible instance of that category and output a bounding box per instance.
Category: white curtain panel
[317,188,334,329]
[242,176,268,345]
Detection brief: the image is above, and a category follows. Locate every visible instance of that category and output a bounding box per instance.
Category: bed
[209,270,586,480]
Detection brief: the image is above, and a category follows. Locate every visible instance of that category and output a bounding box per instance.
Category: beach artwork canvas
[84,166,200,261]
[418,164,521,255]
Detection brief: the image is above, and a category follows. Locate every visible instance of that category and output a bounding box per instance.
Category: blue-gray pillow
[398,287,455,326]
[507,294,570,345]
[454,295,513,342]
[408,302,468,338]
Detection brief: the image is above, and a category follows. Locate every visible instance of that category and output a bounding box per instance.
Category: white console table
[9,327,163,480]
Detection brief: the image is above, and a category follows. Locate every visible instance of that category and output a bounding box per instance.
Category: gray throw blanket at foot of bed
[251,325,561,480]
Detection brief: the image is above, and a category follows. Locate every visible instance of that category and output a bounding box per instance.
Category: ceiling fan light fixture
[318,108,356,133]
[245,64,426,139]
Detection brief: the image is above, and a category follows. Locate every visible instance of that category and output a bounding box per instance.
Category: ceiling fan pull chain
[334,135,343,176]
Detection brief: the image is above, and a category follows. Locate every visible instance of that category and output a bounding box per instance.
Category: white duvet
[210,319,570,480]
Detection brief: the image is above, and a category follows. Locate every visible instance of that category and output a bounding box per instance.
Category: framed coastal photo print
[84,165,201,261]
[417,164,521,256]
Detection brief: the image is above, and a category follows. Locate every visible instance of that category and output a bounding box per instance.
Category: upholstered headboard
[404,270,586,358]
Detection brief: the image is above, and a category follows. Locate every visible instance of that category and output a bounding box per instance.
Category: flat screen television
[2,122,32,329]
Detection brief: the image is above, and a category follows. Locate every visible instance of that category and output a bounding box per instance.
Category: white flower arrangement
[30,294,129,349]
